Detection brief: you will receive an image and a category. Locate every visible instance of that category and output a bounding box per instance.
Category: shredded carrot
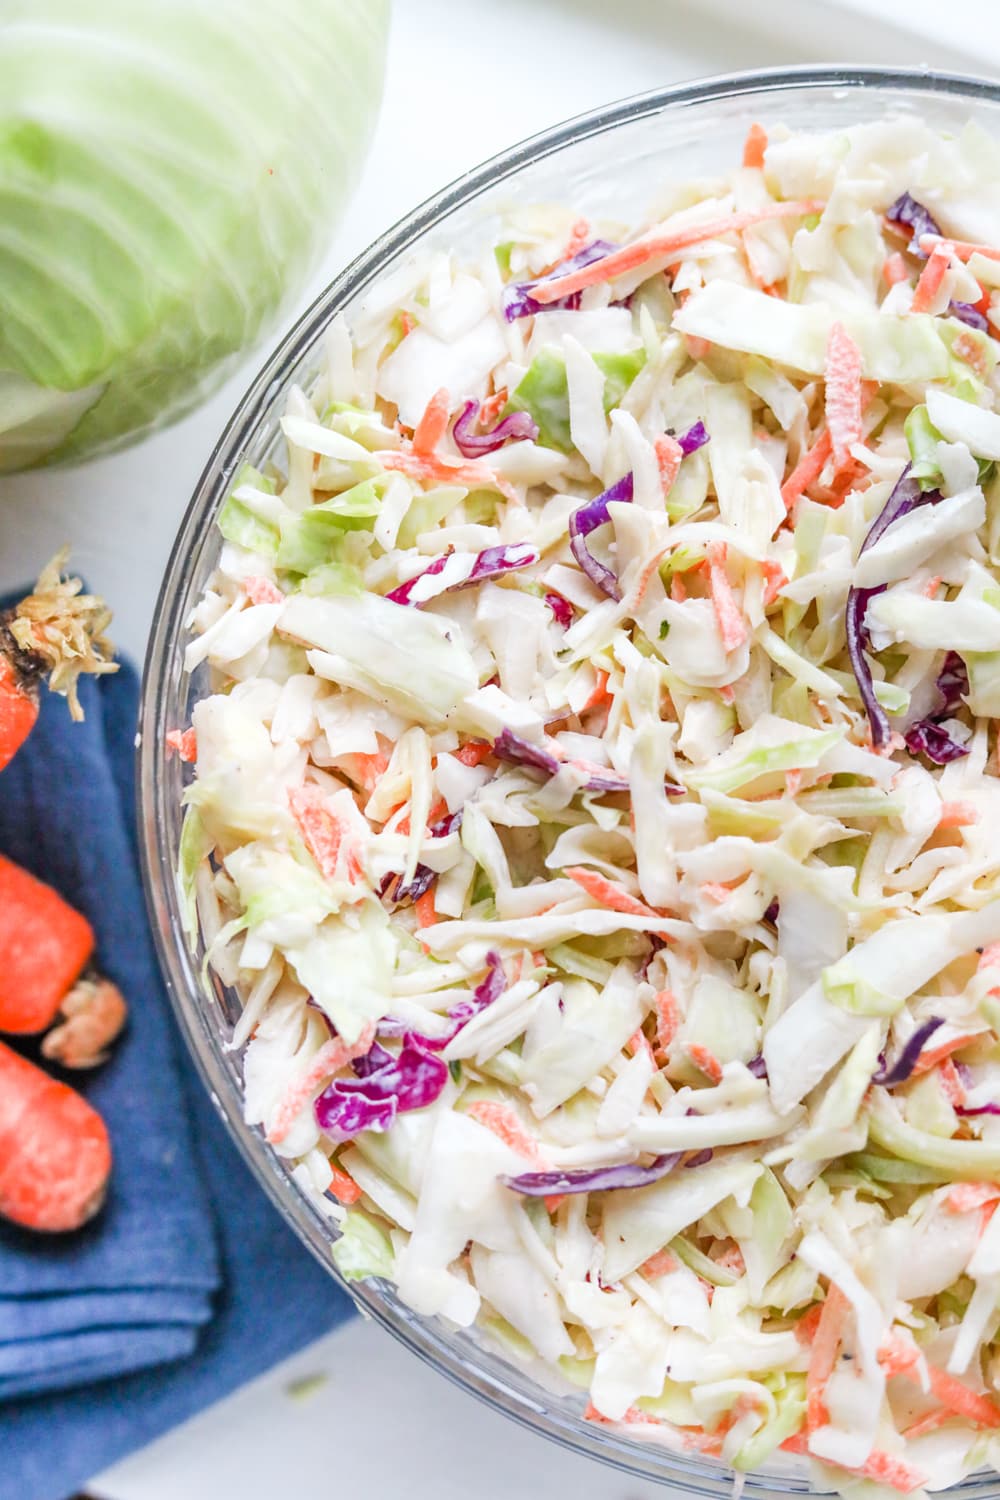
[628,1027,656,1064]
[946,1182,1000,1216]
[938,799,978,829]
[165,727,197,762]
[883,252,910,287]
[563,217,592,258]
[628,545,670,608]
[453,739,493,767]
[684,333,712,362]
[920,574,943,599]
[654,990,680,1055]
[920,233,1000,263]
[743,235,780,296]
[398,310,416,337]
[979,943,1000,972]
[938,1057,967,1109]
[855,1451,928,1494]
[564,865,673,938]
[584,1401,661,1427]
[268,1022,376,1145]
[412,387,452,456]
[718,683,735,705]
[902,1409,954,1441]
[742,122,768,169]
[825,322,864,471]
[529,199,825,304]
[780,1431,809,1455]
[911,240,954,314]
[479,388,508,423]
[374,446,519,505]
[467,1101,546,1164]
[686,1043,723,1085]
[953,330,990,378]
[700,881,734,904]
[327,1166,363,1205]
[639,1248,678,1279]
[289,784,363,885]
[911,1031,984,1078]
[794,1305,824,1346]
[781,429,833,511]
[654,433,684,495]
[670,573,688,603]
[243,575,284,607]
[706,541,748,652]
[582,668,612,713]
[806,1284,850,1433]
[713,1243,746,1275]
[414,888,439,928]
[347,749,390,793]
[760,559,787,606]
[880,1333,1000,1430]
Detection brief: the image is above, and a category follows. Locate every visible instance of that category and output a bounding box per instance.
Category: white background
[0,1,990,1496]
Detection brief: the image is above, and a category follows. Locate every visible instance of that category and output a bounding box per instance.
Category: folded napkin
[0,633,354,1500]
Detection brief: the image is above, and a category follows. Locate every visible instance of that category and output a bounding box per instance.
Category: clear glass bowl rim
[138,64,1000,1497]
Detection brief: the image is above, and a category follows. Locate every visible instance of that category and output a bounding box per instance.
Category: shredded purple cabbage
[678,420,710,455]
[501,1151,681,1197]
[492,726,643,794]
[502,239,617,321]
[413,951,506,1054]
[315,1035,449,1139]
[683,1148,714,1170]
[949,301,990,333]
[904,651,971,765]
[385,543,537,607]
[384,808,464,906]
[545,591,574,627]
[886,192,942,257]
[569,471,634,599]
[846,467,942,747]
[937,652,970,716]
[452,399,539,457]
[871,1016,945,1088]
[763,900,780,926]
[904,719,970,766]
[956,1102,1000,1117]
[747,1054,769,1080]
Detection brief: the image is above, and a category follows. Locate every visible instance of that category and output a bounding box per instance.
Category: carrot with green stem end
[0,548,118,772]
[0,854,127,1067]
[0,1040,111,1232]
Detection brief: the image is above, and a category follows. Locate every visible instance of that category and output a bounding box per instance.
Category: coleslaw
[175,115,1000,1495]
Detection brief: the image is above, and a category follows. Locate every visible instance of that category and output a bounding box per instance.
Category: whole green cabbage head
[0,0,389,472]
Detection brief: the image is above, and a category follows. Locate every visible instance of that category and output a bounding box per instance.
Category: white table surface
[0,2,991,1496]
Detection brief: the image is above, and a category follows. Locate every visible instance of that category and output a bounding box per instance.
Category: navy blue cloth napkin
[0,638,354,1500]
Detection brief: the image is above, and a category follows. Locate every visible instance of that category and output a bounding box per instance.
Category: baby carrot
[0,1040,112,1232]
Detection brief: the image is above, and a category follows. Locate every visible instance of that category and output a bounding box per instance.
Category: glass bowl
[139,65,1000,1497]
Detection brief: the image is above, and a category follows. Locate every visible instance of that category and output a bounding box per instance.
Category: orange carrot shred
[794,1305,824,1346]
[911,1031,984,1078]
[938,1057,967,1108]
[412,387,452,456]
[628,1028,656,1064]
[947,1182,1000,1215]
[911,240,953,314]
[883,252,910,287]
[165,727,197,763]
[706,542,748,652]
[978,943,1000,972]
[686,1043,723,1085]
[564,866,673,938]
[806,1284,850,1433]
[467,1101,546,1164]
[639,1248,678,1279]
[529,199,825,305]
[453,740,492,767]
[375,446,519,505]
[781,429,833,511]
[825,322,864,471]
[654,433,684,496]
[938,800,978,829]
[244,575,284,606]
[742,122,768,169]
[880,1332,1000,1430]
[654,990,680,1055]
[581,668,612,713]
[327,1166,363,1205]
[760,559,787,606]
[289,784,363,886]
[414,888,439,928]
[920,233,1000,263]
